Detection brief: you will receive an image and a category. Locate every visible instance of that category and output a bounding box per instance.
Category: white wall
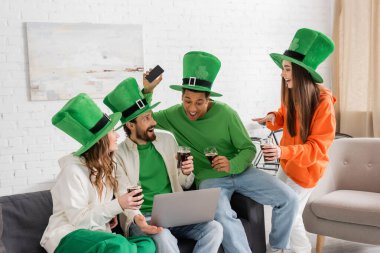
[0,0,332,196]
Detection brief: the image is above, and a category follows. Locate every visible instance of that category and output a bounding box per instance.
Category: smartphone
[145,65,164,83]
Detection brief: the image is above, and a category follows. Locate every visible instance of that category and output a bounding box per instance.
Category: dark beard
[136,126,156,142]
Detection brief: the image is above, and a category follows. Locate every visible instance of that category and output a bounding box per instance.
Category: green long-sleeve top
[147,93,256,186]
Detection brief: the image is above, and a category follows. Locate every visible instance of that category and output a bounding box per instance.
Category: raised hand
[252,113,276,125]
[143,69,163,93]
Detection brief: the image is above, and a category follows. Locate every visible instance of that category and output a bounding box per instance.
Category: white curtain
[333,0,380,137]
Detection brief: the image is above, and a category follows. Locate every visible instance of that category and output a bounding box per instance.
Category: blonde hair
[81,134,119,198]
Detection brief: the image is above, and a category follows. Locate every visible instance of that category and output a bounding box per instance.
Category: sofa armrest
[231,192,266,253]
[231,192,259,220]
[0,190,52,253]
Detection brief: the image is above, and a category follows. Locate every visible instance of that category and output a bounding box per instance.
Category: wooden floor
[264,206,380,253]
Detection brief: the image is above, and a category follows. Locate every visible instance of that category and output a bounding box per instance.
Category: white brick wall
[0,0,333,196]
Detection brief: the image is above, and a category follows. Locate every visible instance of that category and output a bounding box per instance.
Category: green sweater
[149,97,256,186]
[138,142,172,214]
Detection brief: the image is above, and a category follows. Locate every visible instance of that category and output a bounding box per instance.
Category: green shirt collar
[137,142,153,150]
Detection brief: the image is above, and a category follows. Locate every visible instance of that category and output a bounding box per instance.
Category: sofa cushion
[0,191,52,253]
[311,190,380,228]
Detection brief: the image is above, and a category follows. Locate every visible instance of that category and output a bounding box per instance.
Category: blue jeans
[200,166,298,253]
[129,220,223,253]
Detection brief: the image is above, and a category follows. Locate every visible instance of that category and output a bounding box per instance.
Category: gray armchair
[303,138,380,253]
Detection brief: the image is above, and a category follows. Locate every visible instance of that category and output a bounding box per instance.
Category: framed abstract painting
[26,22,143,101]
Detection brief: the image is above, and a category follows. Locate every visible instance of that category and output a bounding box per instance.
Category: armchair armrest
[304,141,340,230]
[306,164,337,203]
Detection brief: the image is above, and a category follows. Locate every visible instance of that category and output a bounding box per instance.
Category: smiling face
[128,111,157,144]
[281,60,293,88]
[181,89,210,121]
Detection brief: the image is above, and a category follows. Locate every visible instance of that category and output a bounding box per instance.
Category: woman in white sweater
[40,93,157,253]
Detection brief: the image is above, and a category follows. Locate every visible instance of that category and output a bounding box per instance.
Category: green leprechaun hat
[170,51,222,97]
[270,28,335,83]
[103,77,160,126]
[52,93,121,156]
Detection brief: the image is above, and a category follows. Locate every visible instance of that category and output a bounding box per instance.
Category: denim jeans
[129,220,223,253]
[199,166,298,253]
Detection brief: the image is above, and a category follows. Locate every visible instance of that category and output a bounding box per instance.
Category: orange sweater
[267,85,336,188]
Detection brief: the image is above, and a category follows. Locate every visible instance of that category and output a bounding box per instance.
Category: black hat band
[182,77,212,89]
[90,113,111,134]
[284,50,305,61]
[122,98,148,119]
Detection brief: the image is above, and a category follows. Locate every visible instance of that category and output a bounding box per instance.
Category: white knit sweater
[40,154,123,253]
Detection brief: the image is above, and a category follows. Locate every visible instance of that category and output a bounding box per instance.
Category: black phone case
[145,65,164,82]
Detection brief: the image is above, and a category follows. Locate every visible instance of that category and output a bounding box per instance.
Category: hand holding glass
[127,181,142,197]
[204,146,218,164]
[177,146,191,169]
[260,138,274,163]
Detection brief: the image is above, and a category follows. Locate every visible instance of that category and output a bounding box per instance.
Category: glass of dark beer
[204,146,218,164]
[177,146,191,169]
[260,137,274,163]
[127,182,142,197]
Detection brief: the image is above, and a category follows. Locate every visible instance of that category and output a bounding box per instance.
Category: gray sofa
[0,190,266,253]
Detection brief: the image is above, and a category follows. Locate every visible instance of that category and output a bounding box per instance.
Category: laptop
[150,188,221,228]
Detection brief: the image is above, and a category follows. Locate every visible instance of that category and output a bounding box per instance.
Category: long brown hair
[282,63,320,143]
[81,134,118,198]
